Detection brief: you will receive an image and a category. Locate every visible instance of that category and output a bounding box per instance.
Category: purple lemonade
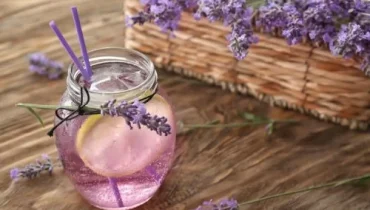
[54,48,176,210]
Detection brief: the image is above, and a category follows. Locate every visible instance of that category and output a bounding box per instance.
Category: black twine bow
[47,87,158,137]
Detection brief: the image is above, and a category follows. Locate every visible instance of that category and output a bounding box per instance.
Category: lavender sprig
[302,1,338,44]
[257,2,307,45]
[10,154,54,180]
[195,198,238,210]
[195,0,258,60]
[281,4,307,45]
[257,2,287,33]
[330,23,370,58]
[128,0,370,71]
[195,174,370,209]
[17,99,172,137]
[127,0,258,60]
[101,99,171,136]
[29,53,63,80]
[126,0,197,33]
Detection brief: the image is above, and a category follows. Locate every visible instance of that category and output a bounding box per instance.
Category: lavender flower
[257,2,306,45]
[302,1,337,44]
[29,52,63,80]
[282,4,307,45]
[29,52,49,66]
[126,0,197,33]
[257,3,287,32]
[195,198,238,210]
[196,0,257,60]
[195,0,224,22]
[10,154,54,180]
[125,12,151,27]
[10,168,19,180]
[127,0,370,71]
[227,27,259,60]
[353,0,370,30]
[330,23,370,58]
[330,22,370,74]
[101,99,171,136]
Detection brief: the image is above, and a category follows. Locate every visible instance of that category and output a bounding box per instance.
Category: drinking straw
[108,177,124,207]
[49,21,90,81]
[71,7,93,80]
[71,7,123,207]
[50,7,124,207]
[145,166,161,184]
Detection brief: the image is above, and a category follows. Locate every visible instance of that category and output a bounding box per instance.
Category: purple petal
[10,168,19,180]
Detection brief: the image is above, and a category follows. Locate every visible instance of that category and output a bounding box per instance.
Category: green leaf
[177,119,220,135]
[246,0,265,9]
[335,176,370,187]
[241,112,268,122]
[242,112,258,120]
[26,107,44,127]
[267,122,274,135]
[352,177,370,187]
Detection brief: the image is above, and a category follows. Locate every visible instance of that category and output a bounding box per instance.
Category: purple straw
[108,177,124,207]
[71,7,93,80]
[49,21,90,81]
[145,166,161,184]
[70,8,122,207]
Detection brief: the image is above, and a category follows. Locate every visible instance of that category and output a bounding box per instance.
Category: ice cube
[117,71,145,88]
[88,62,148,92]
[89,75,129,92]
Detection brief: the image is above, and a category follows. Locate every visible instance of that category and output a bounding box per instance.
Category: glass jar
[54,48,176,210]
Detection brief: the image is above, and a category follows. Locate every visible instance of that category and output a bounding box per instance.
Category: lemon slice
[76,95,175,177]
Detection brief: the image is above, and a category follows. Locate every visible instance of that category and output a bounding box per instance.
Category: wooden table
[1,1,370,210]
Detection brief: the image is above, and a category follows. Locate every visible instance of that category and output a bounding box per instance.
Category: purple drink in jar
[54,48,176,209]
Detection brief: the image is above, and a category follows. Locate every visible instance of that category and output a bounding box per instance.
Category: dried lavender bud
[257,3,287,32]
[195,198,239,210]
[329,22,370,74]
[282,4,307,45]
[47,60,64,80]
[196,0,258,60]
[29,53,49,75]
[125,11,152,27]
[10,154,54,180]
[330,23,370,58]
[303,1,337,44]
[126,0,197,33]
[101,99,171,136]
[28,52,63,80]
[10,168,19,180]
[127,0,370,70]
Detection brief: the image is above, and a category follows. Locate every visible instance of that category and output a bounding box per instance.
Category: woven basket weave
[124,1,370,130]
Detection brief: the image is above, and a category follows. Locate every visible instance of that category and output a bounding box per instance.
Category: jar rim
[67,47,158,107]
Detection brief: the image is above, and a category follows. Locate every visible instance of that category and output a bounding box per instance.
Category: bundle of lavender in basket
[127,0,370,74]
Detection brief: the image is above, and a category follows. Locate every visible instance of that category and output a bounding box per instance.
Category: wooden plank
[1,1,370,210]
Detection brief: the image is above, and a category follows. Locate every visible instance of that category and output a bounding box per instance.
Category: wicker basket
[124,1,370,130]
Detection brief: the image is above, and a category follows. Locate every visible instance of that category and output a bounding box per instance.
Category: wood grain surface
[1,1,370,210]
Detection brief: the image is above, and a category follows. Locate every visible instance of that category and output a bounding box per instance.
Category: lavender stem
[239,174,370,205]
[108,177,124,207]
[183,120,298,129]
[145,165,161,184]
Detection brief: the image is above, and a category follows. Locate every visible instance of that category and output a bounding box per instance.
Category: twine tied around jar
[47,87,158,137]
